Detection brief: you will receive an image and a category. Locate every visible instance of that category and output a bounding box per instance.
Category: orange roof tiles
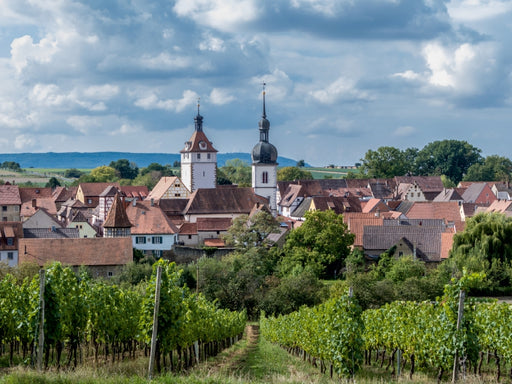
[19,237,132,266]
[0,185,21,205]
[405,202,462,223]
[126,200,178,235]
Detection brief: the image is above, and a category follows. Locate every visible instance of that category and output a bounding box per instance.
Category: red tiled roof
[184,187,267,215]
[0,185,21,205]
[197,217,232,231]
[343,212,384,248]
[103,194,132,228]
[53,187,77,202]
[204,238,225,247]
[147,177,180,201]
[405,202,462,223]
[179,222,197,235]
[126,200,178,235]
[362,198,389,214]
[19,237,133,266]
[21,199,58,217]
[441,232,455,259]
[79,183,120,197]
[19,187,53,201]
[120,185,149,199]
[180,130,217,153]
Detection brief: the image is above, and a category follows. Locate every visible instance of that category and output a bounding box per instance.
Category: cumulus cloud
[173,0,259,32]
[209,88,235,105]
[448,0,512,22]
[134,90,199,112]
[199,34,225,52]
[310,76,372,104]
[10,34,59,73]
[251,69,293,101]
[14,134,35,150]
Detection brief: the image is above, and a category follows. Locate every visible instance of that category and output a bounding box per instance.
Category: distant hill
[0,152,301,169]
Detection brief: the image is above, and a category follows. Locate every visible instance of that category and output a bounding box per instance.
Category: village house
[125,199,178,258]
[19,237,132,278]
[0,222,23,267]
[0,185,21,222]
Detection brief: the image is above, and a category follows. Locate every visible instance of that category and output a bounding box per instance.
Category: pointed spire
[194,97,203,132]
[262,82,266,119]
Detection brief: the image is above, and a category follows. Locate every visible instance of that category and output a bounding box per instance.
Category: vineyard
[261,272,512,383]
[0,260,246,374]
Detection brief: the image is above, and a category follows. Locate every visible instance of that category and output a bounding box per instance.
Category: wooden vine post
[148,265,162,380]
[452,289,465,383]
[37,269,45,371]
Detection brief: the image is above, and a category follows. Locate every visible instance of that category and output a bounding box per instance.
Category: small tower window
[262,171,268,184]
[197,154,201,159]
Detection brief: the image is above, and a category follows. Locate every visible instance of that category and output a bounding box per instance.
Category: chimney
[32,199,37,208]
[132,199,136,207]
[151,198,154,207]
[375,208,380,218]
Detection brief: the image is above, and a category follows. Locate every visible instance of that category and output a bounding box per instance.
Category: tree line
[356,139,512,185]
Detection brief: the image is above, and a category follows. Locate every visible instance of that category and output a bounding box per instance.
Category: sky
[0,0,511,167]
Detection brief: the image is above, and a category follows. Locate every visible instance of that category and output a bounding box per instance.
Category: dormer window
[185,141,191,150]
[199,141,207,150]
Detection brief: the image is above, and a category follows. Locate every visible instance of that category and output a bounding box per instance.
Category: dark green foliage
[217,159,251,186]
[450,212,512,291]
[223,211,280,251]
[415,139,482,184]
[360,146,414,178]
[63,168,84,178]
[45,177,61,189]
[277,166,313,181]
[280,210,354,278]
[1,161,22,172]
[463,154,512,182]
[259,270,327,315]
[140,162,173,177]
[109,159,139,180]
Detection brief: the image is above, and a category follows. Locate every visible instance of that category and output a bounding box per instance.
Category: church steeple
[194,98,203,132]
[259,83,270,143]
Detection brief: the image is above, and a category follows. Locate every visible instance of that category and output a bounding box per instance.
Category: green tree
[463,155,512,182]
[1,161,22,172]
[140,162,173,177]
[277,166,313,181]
[360,146,412,178]
[296,159,305,167]
[45,177,61,189]
[219,159,251,186]
[90,166,117,182]
[415,140,482,184]
[109,159,139,180]
[64,168,84,178]
[281,210,354,278]
[450,212,512,290]
[223,211,280,251]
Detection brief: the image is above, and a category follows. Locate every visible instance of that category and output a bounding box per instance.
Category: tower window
[262,171,268,184]
[207,153,211,159]
[197,154,201,159]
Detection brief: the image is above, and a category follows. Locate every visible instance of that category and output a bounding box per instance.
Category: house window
[262,171,268,184]
[203,171,205,177]
[108,271,113,277]
[152,236,163,244]
[417,193,420,197]
[197,154,201,159]
[207,153,211,159]
[135,236,146,244]
[175,193,180,197]
[2,206,6,211]
[87,199,92,204]
[2,217,6,222]
[6,238,13,246]
[153,250,162,258]
[7,252,13,260]
[188,235,192,239]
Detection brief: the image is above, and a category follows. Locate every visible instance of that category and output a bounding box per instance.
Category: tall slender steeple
[194,98,203,132]
[251,84,278,216]
[180,98,218,192]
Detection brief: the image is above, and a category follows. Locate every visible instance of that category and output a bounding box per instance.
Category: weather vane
[197,97,200,115]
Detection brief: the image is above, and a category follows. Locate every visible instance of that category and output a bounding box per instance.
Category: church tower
[180,101,218,192]
[251,85,278,216]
